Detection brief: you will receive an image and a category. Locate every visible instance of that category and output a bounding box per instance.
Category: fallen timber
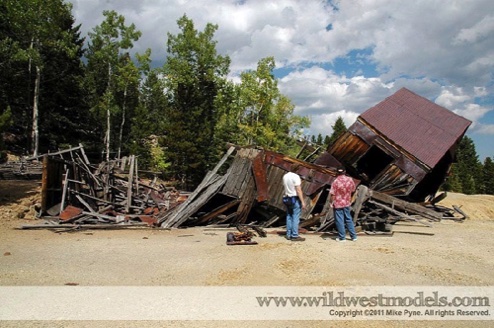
[18,145,465,233]
[155,146,464,234]
[19,145,187,230]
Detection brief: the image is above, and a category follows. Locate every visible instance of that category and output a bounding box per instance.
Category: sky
[68,0,494,161]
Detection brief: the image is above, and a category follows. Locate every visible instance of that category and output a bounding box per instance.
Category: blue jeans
[286,199,301,238]
[334,206,357,240]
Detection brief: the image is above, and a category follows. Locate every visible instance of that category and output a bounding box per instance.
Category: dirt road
[1,180,493,327]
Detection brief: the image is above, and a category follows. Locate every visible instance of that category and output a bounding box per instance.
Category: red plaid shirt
[330,175,355,209]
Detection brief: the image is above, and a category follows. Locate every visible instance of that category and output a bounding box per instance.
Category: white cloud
[70,0,494,86]
[68,0,494,159]
[453,103,491,124]
[454,14,494,44]
[435,88,472,109]
[476,124,494,135]
[308,111,360,138]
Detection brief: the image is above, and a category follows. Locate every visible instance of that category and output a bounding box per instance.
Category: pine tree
[163,15,230,189]
[85,10,142,161]
[455,136,482,194]
[316,133,324,146]
[1,0,86,155]
[483,157,494,195]
[40,11,89,151]
[442,164,462,192]
[129,68,168,171]
[323,135,331,148]
[328,116,347,147]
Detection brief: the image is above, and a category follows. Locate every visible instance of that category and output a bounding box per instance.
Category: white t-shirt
[283,172,301,197]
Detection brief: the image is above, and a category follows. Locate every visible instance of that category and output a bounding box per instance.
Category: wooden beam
[369,190,442,221]
[367,200,433,227]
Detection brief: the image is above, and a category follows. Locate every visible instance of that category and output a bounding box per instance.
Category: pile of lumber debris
[18,145,188,231]
[0,159,43,180]
[12,145,466,234]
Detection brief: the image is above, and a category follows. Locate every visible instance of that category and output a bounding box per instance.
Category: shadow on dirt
[0,180,41,207]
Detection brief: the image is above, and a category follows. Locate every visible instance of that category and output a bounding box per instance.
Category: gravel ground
[0,180,493,327]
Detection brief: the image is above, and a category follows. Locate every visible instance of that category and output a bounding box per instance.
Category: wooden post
[40,155,49,214]
[126,155,135,213]
[60,168,70,213]
[352,185,370,223]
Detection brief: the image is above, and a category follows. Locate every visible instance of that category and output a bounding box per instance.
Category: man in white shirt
[282,163,307,241]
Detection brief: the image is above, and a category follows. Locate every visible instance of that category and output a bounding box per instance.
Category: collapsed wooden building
[21,88,471,232]
[158,88,472,231]
[325,87,472,202]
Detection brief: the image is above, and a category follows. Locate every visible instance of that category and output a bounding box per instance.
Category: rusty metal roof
[359,88,471,168]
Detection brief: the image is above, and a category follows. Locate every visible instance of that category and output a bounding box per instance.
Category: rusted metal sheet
[360,88,471,168]
[395,155,426,181]
[350,119,378,145]
[263,150,344,197]
[326,88,471,201]
[252,152,269,202]
[132,215,156,225]
[59,205,83,222]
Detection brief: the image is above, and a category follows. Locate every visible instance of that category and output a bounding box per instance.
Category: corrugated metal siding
[360,88,471,168]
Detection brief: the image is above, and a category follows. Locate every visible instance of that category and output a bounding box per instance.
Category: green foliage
[442,136,486,194]
[1,0,87,155]
[328,116,347,147]
[3,5,491,196]
[148,138,170,172]
[128,69,168,172]
[483,157,494,194]
[230,56,310,155]
[455,136,482,194]
[324,135,331,147]
[162,15,230,189]
[0,106,12,161]
[85,10,143,160]
[0,106,12,133]
[442,164,462,193]
[315,134,324,146]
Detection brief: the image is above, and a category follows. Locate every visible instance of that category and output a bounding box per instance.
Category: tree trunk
[117,85,127,159]
[105,63,111,162]
[106,107,110,162]
[31,65,41,157]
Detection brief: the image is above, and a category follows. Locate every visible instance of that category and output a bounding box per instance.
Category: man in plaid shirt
[329,166,357,242]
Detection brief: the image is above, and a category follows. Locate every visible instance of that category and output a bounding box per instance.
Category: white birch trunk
[31,65,41,157]
[117,85,127,159]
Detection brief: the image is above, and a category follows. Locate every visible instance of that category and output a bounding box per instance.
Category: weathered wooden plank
[126,155,135,213]
[60,169,70,213]
[157,147,235,227]
[369,190,442,221]
[24,144,85,161]
[75,194,96,213]
[233,172,256,224]
[169,174,229,228]
[195,199,241,225]
[352,185,370,223]
[252,152,268,202]
[20,223,148,230]
[367,200,433,227]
